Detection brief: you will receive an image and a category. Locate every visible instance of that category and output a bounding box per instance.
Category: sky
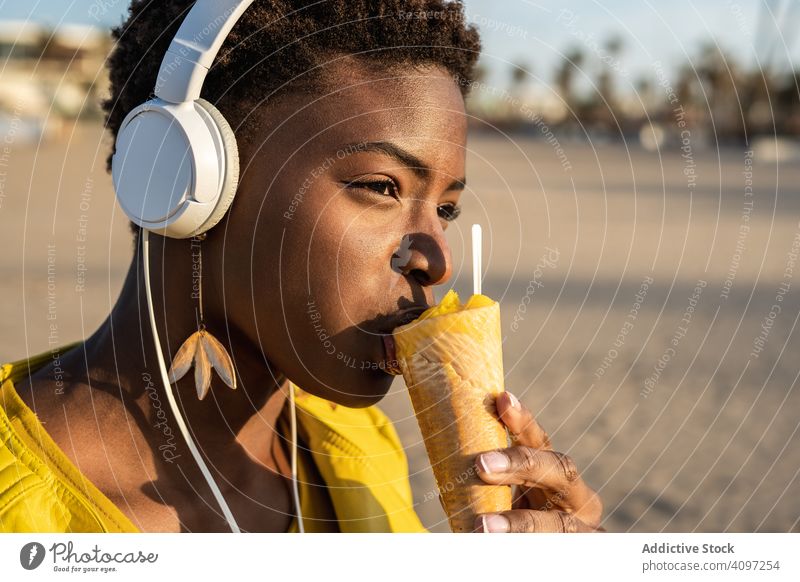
[461,0,799,88]
[2,0,798,90]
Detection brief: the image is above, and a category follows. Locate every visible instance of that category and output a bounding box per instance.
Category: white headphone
[111,0,251,239]
[112,0,304,532]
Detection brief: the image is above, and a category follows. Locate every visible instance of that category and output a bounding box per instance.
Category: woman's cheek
[305,211,372,302]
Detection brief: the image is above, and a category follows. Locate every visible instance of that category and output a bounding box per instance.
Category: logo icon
[391,234,413,273]
[20,542,46,570]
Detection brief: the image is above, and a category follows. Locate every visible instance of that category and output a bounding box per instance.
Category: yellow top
[0,343,427,533]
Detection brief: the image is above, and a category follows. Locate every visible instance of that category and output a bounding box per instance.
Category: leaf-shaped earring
[167,328,237,400]
[166,234,238,400]
[167,330,199,384]
[193,331,212,400]
[200,331,236,389]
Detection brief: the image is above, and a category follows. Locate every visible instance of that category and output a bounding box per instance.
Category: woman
[0,0,603,532]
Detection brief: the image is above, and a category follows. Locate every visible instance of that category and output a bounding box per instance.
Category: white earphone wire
[289,385,304,533]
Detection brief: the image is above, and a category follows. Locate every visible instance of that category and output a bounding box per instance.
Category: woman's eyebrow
[342,140,466,191]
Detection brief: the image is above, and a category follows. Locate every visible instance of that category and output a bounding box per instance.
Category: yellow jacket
[0,344,427,533]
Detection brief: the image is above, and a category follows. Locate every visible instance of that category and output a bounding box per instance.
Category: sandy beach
[1,122,797,532]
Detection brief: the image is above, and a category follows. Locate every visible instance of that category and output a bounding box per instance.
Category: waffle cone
[393,300,511,533]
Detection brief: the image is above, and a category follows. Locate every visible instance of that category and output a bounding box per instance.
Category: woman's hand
[473,391,605,532]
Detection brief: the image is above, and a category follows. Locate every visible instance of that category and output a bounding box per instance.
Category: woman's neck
[85,233,291,494]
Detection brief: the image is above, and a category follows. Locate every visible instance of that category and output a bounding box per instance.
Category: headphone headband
[155,0,255,104]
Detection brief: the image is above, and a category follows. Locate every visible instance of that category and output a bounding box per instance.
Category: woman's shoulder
[0,345,139,533]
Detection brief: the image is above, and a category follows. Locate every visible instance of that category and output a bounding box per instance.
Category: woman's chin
[329,368,394,408]
[293,361,394,409]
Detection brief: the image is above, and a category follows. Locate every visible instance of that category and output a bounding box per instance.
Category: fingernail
[506,391,520,409]
[479,514,510,533]
[478,451,510,473]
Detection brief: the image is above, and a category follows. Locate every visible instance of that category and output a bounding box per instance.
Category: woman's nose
[393,229,452,287]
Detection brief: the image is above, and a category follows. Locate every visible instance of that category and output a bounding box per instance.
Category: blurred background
[1,1,798,532]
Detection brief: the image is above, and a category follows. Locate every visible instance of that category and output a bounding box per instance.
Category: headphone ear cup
[189,97,240,237]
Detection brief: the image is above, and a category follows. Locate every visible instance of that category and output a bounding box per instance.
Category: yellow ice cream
[415,289,494,321]
[394,289,499,363]
[392,288,511,532]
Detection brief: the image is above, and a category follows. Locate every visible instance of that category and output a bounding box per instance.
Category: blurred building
[0,20,111,142]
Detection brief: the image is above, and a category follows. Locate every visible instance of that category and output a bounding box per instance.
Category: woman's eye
[346,180,398,199]
[344,179,460,221]
[438,203,462,222]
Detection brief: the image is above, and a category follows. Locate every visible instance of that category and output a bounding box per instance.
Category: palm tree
[555,46,585,122]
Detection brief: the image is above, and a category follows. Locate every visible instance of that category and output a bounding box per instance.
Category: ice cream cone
[392,290,512,532]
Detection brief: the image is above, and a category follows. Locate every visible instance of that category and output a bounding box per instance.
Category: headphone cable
[289,384,304,532]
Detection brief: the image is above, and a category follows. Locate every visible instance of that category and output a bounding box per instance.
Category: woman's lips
[376,305,428,376]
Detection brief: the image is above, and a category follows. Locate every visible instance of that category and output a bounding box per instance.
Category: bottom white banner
[0,533,796,581]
